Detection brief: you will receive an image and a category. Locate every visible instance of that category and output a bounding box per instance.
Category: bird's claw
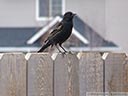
[60,51,74,57]
[68,51,73,54]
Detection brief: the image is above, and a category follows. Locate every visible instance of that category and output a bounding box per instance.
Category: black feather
[38,11,76,53]
[38,42,51,52]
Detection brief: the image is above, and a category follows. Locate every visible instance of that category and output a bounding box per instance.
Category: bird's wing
[45,21,63,42]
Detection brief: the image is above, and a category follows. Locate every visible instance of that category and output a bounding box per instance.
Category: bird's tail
[38,42,51,52]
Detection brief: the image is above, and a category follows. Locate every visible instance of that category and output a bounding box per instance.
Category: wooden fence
[0,52,128,96]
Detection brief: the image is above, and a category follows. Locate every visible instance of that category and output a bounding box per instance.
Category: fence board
[79,52,103,96]
[0,52,128,96]
[54,53,79,96]
[123,55,128,92]
[105,53,126,92]
[0,53,26,96]
[27,53,53,96]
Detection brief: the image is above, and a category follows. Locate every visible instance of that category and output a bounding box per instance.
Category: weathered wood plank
[54,53,79,96]
[27,53,53,96]
[0,53,26,96]
[123,55,128,92]
[79,52,103,96]
[105,53,126,92]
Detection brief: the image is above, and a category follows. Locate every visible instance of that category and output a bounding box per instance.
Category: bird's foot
[68,51,73,54]
[60,51,74,57]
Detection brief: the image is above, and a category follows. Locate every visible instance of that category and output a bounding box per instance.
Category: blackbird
[38,11,76,53]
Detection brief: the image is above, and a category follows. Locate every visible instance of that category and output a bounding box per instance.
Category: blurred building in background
[0,0,127,52]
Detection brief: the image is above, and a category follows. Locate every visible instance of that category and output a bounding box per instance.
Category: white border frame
[36,0,65,21]
[62,0,65,14]
[36,0,52,21]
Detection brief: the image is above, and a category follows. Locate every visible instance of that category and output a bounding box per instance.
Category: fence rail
[0,52,128,96]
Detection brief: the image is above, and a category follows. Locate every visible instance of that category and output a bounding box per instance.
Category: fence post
[27,53,53,96]
[0,53,26,96]
[105,53,126,93]
[123,55,128,92]
[79,52,103,96]
[54,53,79,96]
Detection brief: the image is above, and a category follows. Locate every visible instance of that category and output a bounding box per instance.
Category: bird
[38,11,76,53]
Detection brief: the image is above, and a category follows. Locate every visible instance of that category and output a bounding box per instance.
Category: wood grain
[0,53,26,96]
[123,55,128,92]
[0,52,127,96]
[54,53,79,96]
[79,52,103,96]
[105,53,126,92]
[27,53,53,96]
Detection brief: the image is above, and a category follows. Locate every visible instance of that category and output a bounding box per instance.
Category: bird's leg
[59,44,67,53]
[59,44,73,54]
[55,44,63,53]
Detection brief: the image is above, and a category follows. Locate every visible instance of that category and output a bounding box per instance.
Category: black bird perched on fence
[38,11,76,53]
